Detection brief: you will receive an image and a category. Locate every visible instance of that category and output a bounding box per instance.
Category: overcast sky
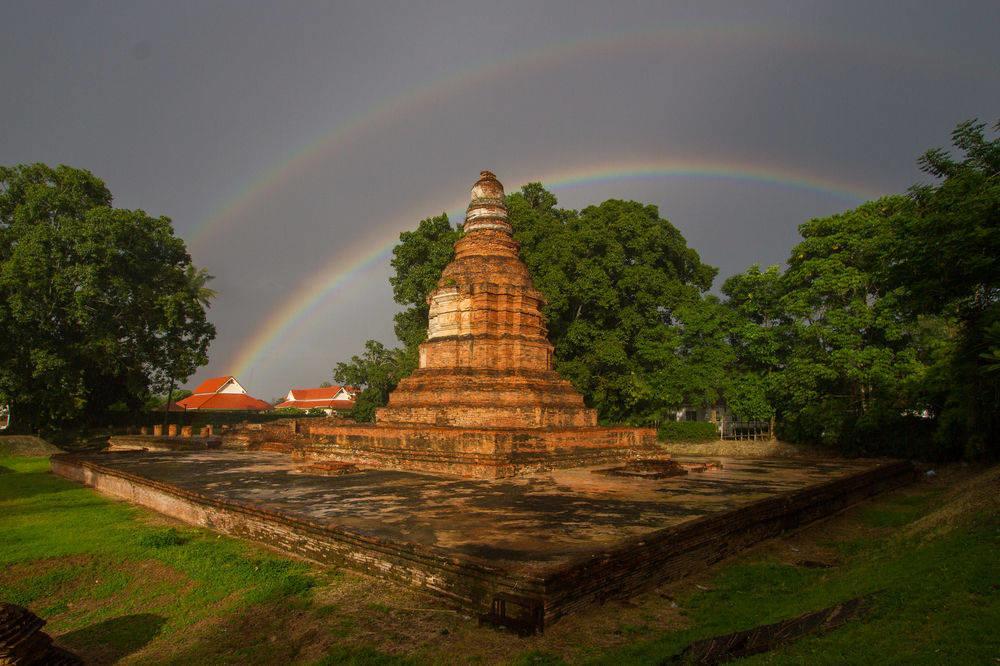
[3,1,998,399]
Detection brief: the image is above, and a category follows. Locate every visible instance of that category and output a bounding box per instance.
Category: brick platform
[293,422,657,478]
[51,450,914,631]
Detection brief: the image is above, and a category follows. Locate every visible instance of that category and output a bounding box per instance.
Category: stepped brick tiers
[291,171,657,478]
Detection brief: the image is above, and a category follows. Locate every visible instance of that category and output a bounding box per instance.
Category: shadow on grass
[0,473,82,501]
[56,613,166,664]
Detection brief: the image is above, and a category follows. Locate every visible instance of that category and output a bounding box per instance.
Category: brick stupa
[377,171,597,429]
[293,171,658,478]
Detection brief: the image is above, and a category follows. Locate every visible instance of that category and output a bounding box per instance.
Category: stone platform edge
[49,452,539,610]
[541,459,916,624]
[49,453,915,630]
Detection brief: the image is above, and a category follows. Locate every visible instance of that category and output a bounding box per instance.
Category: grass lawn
[1,453,997,664]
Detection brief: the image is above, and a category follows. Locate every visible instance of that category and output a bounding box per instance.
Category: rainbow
[187,20,967,253]
[226,158,883,377]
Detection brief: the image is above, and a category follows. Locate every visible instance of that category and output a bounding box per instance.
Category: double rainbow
[190,19,975,378]
[226,158,881,377]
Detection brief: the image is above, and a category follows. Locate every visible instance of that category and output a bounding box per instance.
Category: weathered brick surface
[378,172,599,429]
[108,435,222,452]
[298,422,656,478]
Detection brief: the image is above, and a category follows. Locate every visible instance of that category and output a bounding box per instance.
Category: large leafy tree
[774,197,928,448]
[889,119,999,457]
[721,265,785,421]
[723,198,947,454]
[334,186,722,424]
[388,214,461,350]
[509,186,720,424]
[333,340,413,423]
[0,164,215,430]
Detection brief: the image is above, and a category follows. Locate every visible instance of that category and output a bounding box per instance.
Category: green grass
[590,490,999,664]
[0,455,394,663]
[1,454,997,664]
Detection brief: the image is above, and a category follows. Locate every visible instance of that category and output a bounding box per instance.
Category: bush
[658,421,719,443]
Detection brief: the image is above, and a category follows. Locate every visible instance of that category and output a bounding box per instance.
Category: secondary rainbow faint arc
[187,20,964,253]
[227,158,883,377]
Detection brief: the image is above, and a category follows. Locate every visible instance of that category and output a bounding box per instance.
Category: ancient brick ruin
[79,171,917,631]
[276,171,657,477]
[379,171,596,429]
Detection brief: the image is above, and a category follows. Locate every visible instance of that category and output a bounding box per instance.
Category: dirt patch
[0,435,63,456]
[904,464,1000,538]
[0,555,94,585]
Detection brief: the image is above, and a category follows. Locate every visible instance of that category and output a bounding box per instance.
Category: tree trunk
[162,377,175,428]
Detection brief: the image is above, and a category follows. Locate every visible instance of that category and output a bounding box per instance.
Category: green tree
[767,197,933,452]
[332,215,459,420]
[0,164,215,430]
[333,340,411,422]
[509,187,720,424]
[389,214,460,348]
[334,186,722,425]
[890,119,999,458]
[721,264,785,421]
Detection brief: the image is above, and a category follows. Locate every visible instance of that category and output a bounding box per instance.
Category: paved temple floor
[63,450,880,572]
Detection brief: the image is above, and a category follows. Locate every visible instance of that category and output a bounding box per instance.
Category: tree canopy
[0,164,215,430]
[333,119,997,460]
[508,188,721,423]
[335,184,727,425]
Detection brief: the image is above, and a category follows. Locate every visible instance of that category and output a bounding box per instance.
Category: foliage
[330,120,996,458]
[333,340,413,422]
[657,420,719,443]
[272,407,305,415]
[0,164,215,430]
[776,197,933,451]
[889,119,1000,459]
[508,186,722,423]
[146,389,192,410]
[722,196,954,456]
[331,215,458,419]
[725,374,775,421]
[718,119,998,459]
[333,189,724,425]
[388,213,460,348]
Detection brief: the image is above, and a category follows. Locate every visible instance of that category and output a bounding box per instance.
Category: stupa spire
[464,170,512,233]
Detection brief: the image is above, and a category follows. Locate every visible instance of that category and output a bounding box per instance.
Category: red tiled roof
[175,393,272,411]
[276,399,355,411]
[289,387,343,400]
[190,376,233,395]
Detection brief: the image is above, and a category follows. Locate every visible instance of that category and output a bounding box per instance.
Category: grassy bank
[0,454,997,664]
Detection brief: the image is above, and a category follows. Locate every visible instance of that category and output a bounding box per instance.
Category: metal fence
[721,420,773,440]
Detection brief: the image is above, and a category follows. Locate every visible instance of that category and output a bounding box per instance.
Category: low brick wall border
[50,453,541,612]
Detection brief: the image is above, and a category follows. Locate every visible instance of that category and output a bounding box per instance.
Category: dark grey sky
[3,1,998,399]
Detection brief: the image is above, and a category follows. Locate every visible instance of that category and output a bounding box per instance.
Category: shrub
[658,421,719,443]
